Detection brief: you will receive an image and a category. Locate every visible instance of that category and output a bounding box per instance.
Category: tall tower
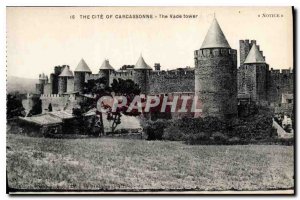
[36,73,47,94]
[50,66,64,94]
[74,58,92,93]
[99,59,115,86]
[241,43,268,103]
[194,17,237,119]
[133,55,152,95]
[58,66,74,94]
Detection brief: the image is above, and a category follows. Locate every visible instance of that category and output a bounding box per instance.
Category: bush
[143,104,278,145]
[163,126,186,141]
[211,132,229,144]
[141,119,168,140]
[186,132,210,145]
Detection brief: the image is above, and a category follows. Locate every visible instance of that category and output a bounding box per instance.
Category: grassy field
[7,134,294,191]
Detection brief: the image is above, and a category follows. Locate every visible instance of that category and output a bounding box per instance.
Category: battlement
[149,69,194,78]
[111,71,134,77]
[27,93,40,98]
[154,92,195,97]
[40,94,62,98]
[239,39,264,65]
[85,73,101,81]
[194,48,237,58]
[270,68,293,75]
[240,39,256,44]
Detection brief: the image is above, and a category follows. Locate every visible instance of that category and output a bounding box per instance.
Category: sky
[7,7,293,79]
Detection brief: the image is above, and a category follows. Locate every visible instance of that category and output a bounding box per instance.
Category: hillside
[7,76,37,94]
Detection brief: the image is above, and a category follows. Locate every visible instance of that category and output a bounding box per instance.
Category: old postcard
[6,6,294,194]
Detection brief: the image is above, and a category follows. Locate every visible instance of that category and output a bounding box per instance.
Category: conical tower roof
[244,44,265,64]
[100,59,114,70]
[59,66,73,77]
[74,58,92,72]
[200,18,231,49]
[135,55,152,70]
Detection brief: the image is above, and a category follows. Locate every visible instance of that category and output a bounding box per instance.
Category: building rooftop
[135,55,152,70]
[59,66,74,77]
[50,110,74,119]
[74,58,92,72]
[20,114,62,126]
[200,18,231,49]
[244,44,266,64]
[100,59,114,70]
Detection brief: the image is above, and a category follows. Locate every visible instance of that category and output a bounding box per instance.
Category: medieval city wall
[109,71,134,85]
[149,70,194,94]
[40,94,80,113]
[267,69,294,104]
[43,83,52,94]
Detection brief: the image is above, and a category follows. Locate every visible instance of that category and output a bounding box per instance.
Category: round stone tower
[58,66,74,94]
[194,17,237,119]
[99,59,115,86]
[133,55,152,95]
[74,58,92,93]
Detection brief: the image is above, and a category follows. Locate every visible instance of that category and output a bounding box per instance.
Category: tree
[7,94,25,119]
[108,78,141,132]
[28,99,42,116]
[78,77,141,135]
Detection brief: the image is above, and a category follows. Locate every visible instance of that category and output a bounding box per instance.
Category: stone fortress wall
[238,39,293,104]
[33,18,293,117]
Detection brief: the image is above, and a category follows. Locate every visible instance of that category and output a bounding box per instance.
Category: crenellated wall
[109,70,134,85]
[40,94,82,113]
[149,69,194,94]
[267,68,294,104]
[239,39,265,65]
[85,73,101,83]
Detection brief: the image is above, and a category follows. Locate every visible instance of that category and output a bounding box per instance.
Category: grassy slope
[7,134,294,191]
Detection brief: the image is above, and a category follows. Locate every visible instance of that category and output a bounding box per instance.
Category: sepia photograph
[6,6,294,194]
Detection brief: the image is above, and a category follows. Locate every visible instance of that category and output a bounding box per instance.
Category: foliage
[78,77,141,134]
[28,99,42,117]
[163,126,186,141]
[111,78,141,97]
[141,119,168,140]
[7,94,25,119]
[160,105,275,145]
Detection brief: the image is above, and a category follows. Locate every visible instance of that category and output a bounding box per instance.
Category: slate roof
[201,18,231,49]
[20,114,62,126]
[135,55,152,70]
[74,58,92,72]
[244,44,266,64]
[100,59,114,70]
[59,66,74,77]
